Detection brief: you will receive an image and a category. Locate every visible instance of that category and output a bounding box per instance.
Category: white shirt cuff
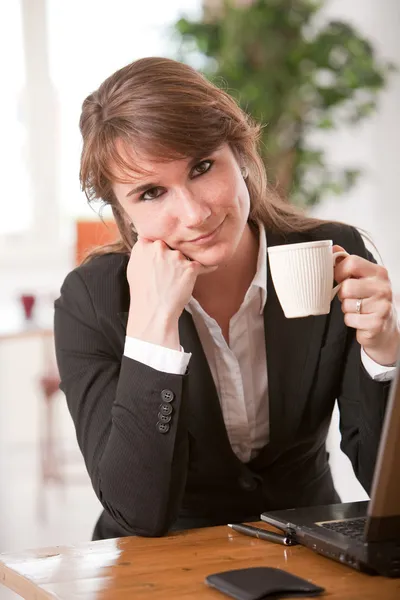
[361,347,397,382]
[124,336,191,375]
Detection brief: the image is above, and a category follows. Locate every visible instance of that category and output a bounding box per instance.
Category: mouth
[186,219,225,245]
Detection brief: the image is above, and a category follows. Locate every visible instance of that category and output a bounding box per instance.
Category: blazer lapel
[265,230,328,446]
[178,310,237,462]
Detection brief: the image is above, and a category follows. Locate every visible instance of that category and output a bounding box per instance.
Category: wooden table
[0,523,399,599]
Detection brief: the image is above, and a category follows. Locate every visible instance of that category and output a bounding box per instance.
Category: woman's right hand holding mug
[126,237,216,350]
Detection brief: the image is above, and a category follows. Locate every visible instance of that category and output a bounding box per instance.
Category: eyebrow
[126,182,158,198]
[125,155,210,198]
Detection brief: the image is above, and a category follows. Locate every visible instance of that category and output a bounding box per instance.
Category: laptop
[261,361,400,577]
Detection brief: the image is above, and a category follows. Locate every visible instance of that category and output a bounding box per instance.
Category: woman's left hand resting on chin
[333,245,400,367]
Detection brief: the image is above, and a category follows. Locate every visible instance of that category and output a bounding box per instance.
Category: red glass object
[20,294,36,320]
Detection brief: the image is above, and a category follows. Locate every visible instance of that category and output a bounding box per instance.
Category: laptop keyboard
[319,517,366,540]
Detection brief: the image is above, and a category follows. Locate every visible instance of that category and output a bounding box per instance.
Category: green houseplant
[175,0,395,208]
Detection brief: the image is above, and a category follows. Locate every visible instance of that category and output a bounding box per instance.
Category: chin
[191,242,236,267]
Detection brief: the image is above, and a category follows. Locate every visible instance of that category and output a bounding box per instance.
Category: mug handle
[331,250,348,300]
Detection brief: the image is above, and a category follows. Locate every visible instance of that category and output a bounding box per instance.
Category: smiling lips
[186,220,224,244]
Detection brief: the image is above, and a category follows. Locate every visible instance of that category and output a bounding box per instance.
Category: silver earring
[241,166,249,179]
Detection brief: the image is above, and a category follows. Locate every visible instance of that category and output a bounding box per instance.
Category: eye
[191,159,213,178]
[140,187,165,202]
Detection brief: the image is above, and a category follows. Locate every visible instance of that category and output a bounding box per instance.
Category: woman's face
[112,143,251,266]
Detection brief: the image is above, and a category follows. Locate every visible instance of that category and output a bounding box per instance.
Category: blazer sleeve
[54,268,190,536]
[336,226,392,494]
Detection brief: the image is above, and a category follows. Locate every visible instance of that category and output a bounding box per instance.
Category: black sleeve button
[157,412,171,423]
[157,422,170,434]
[161,389,174,403]
[159,403,173,416]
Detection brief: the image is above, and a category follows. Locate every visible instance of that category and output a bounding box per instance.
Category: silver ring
[355,298,362,314]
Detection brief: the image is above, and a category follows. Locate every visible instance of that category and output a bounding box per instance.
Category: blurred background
[0,0,399,593]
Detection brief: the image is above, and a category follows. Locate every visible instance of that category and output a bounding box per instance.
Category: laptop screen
[367,359,400,539]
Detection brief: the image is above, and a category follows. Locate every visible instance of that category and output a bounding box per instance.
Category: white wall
[310,0,400,294]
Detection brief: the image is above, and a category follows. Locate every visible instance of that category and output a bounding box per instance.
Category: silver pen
[228,523,298,546]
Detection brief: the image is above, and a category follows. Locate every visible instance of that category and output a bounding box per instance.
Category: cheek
[208,176,247,211]
[231,176,251,217]
[131,207,176,239]
[239,181,251,212]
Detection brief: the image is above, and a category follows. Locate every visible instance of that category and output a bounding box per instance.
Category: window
[0,0,32,234]
[0,1,201,237]
[46,0,202,220]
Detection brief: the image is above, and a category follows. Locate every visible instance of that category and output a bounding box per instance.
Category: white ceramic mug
[267,240,347,318]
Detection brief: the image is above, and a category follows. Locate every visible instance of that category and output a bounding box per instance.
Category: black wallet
[205,567,325,599]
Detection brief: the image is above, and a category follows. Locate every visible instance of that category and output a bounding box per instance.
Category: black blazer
[54,222,391,540]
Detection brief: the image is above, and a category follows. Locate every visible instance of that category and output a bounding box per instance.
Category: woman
[54,57,399,541]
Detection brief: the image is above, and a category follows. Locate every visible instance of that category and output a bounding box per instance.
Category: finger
[338,277,392,302]
[341,297,392,318]
[332,244,347,266]
[334,254,387,283]
[343,312,385,333]
[152,239,169,252]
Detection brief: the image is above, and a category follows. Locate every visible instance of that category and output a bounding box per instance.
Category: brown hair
[79,56,332,261]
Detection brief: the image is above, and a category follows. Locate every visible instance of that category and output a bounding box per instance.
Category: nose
[174,187,212,227]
